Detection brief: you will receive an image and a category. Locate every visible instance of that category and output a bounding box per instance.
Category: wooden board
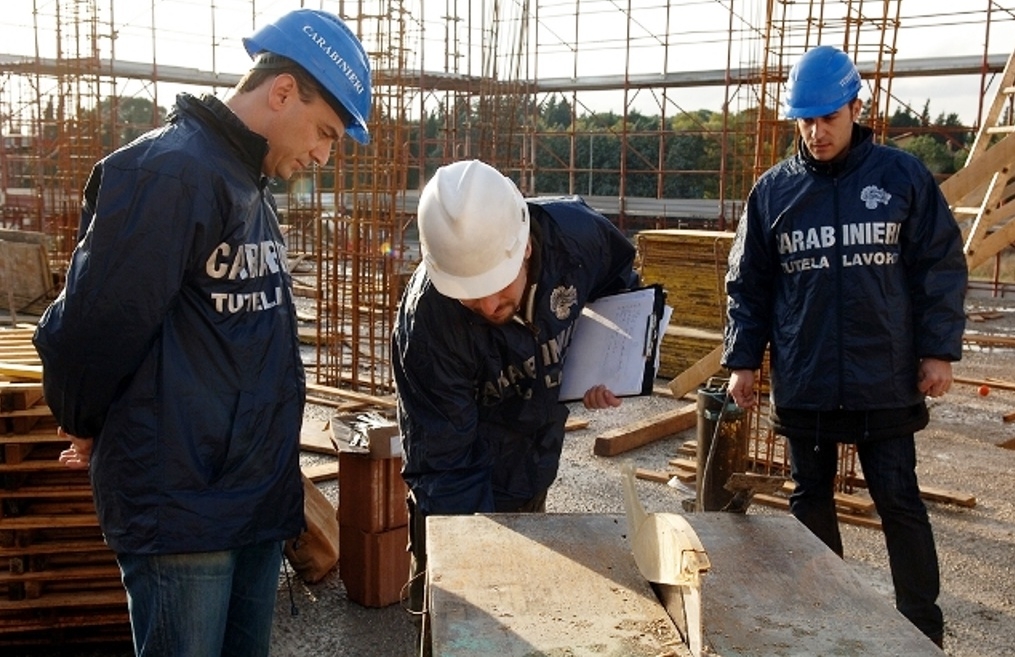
[428,513,942,657]
[300,418,339,455]
[660,513,943,656]
[0,362,43,381]
[301,462,339,483]
[0,238,54,316]
[427,513,691,657]
[594,403,697,456]
[668,344,723,399]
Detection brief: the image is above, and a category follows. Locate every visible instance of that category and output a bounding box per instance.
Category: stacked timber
[0,327,130,647]
[635,229,733,378]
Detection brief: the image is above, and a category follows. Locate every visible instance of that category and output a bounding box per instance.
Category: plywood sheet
[665,514,943,656]
[427,513,691,657]
[428,513,942,657]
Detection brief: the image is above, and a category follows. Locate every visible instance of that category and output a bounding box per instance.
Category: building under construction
[3,2,1015,651]
[2,0,1014,395]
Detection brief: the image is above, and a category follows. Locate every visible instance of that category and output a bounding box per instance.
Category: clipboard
[558,284,672,402]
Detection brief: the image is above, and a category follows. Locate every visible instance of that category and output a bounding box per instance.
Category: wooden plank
[0,381,43,392]
[0,564,121,584]
[0,460,71,473]
[918,485,976,508]
[656,514,938,656]
[427,514,691,657]
[0,514,100,530]
[0,404,52,418]
[593,403,697,456]
[305,381,396,409]
[564,417,589,431]
[0,588,126,612]
[955,374,1015,392]
[780,481,877,516]
[301,462,338,483]
[0,431,64,445]
[668,456,698,471]
[0,362,42,381]
[300,418,339,455]
[0,539,109,558]
[750,493,884,530]
[634,467,672,483]
[667,344,723,399]
[941,131,1015,204]
[846,473,977,508]
[0,483,93,498]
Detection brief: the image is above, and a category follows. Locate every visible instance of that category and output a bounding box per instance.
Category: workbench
[426,513,944,656]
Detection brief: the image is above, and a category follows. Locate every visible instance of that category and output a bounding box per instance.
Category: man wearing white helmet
[722,45,965,649]
[33,9,371,656]
[393,159,639,647]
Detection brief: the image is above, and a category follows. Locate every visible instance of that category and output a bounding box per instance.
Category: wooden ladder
[939,46,1015,271]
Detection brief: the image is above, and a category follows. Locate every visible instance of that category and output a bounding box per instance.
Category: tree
[541,95,572,130]
[92,96,167,150]
[899,134,956,174]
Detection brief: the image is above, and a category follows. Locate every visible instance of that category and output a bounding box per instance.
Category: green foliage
[899,134,956,174]
[887,99,974,174]
[92,96,167,150]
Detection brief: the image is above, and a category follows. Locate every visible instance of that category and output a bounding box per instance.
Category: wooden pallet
[1,329,130,643]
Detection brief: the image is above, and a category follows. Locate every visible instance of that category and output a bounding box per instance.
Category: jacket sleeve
[33,159,209,437]
[722,189,776,370]
[393,290,495,517]
[903,167,968,361]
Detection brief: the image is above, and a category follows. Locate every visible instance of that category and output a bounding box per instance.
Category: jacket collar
[170,92,270,186]
[518,209,543,324]
[797,123,873,177]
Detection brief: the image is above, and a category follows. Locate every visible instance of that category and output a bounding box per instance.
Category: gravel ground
[268,295,1015,657]
[9,297,1014,657]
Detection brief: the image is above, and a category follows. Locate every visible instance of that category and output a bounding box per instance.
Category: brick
[339,524,410,608]
[338,451,408,533]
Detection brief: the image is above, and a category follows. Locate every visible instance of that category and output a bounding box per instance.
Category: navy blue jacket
[393,198,637,516]
[723,125,967,412]
[33,93,305,555]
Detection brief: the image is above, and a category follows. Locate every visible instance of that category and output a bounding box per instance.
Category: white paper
[558,288,671,402]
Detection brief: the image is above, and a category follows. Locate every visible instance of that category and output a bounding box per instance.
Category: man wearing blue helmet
[33,9,371,656]
[722,45,965,650]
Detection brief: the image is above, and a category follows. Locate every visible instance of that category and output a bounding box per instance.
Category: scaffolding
[1,0,1012,394]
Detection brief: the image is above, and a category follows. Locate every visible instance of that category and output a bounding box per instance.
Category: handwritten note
[558,287,671,402]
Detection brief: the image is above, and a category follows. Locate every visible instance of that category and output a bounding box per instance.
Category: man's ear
[267,73,298,110]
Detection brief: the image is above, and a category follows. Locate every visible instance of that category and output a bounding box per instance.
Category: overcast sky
[2,0,1012,124]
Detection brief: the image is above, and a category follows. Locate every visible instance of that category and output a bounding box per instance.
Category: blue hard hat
[784,45,862,119]
[243,9,372,145]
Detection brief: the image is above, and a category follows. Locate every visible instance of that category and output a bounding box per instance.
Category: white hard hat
[418,160,530,299]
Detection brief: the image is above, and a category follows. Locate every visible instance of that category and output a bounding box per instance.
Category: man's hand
[583,384,622,410]
[57,427,94,469]
[729,369,758,409]
[918,358,953,398]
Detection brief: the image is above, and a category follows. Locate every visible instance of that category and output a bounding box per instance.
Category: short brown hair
[238,53,354,128]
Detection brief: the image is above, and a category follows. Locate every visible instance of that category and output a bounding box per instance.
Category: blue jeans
[116,541,283,657]
[787,434,944,642]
